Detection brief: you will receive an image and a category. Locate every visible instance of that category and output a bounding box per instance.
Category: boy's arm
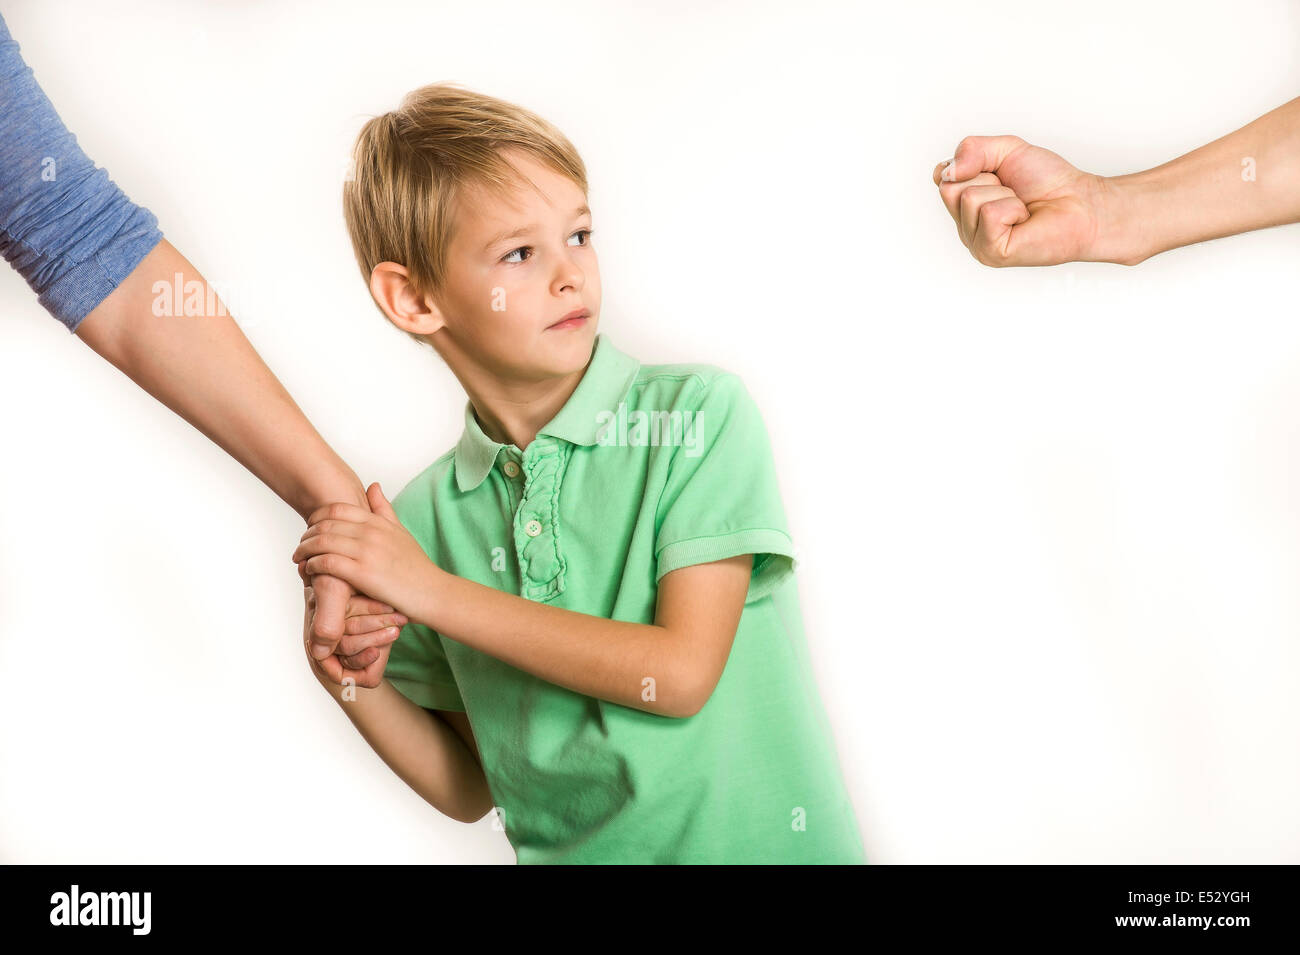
[412,554,754,720]
[434,709,483,766]
[314,671,493,824]
[296,489,756,719]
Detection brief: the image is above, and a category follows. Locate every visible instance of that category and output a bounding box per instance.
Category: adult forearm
[1098,96,1300,265]
[314,673,492,824]
[413,569,696,718]
[74,239,366,521]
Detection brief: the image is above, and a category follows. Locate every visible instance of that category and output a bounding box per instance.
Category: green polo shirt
[385,333,867,864]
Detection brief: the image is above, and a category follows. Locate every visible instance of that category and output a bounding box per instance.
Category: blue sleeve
[0,12,164,333]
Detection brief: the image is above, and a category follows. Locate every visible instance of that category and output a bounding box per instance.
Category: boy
[294,82,867,864]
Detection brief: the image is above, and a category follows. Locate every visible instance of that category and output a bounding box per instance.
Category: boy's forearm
[1099,96,1300,265]
[412,570,697,718]
[314,673,493,823]
[75,239,367,522]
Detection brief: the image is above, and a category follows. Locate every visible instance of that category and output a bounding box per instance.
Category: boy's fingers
[367,482,400,523]
[293,532,363,566]
[304,501,372,528]
[299,519,364,545]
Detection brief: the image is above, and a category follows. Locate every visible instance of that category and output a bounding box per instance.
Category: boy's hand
[933,135,1117,267]
[292,482,436,622]
[296,558,407,688]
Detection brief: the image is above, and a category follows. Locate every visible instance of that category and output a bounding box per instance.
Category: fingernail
[940,158,956,182]
[310,643,332,659]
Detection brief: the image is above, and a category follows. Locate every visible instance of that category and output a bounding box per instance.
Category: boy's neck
[456,352,594,453]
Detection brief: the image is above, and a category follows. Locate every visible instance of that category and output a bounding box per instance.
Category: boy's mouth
[547,308,590,330]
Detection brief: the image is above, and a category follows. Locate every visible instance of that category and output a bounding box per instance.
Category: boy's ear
[369,262,446,336]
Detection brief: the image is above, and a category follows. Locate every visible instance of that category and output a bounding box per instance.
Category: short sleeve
[654,372,797,605]
[0,14,164,332]
[386,475,466,711]
[384,621,466,712]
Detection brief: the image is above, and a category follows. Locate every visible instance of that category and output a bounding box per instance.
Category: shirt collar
[454,332,641,492]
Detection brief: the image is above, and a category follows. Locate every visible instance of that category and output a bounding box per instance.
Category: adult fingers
[308,573,352,658]
[312,646,345,685]
[337,625,403,657]
[936,171,1002,228]
[344,611,407,636]
[338,646,382,672]
[967,194,1033,265]
[345,594,401,618]
[935,134,1028,185]
[957,182,1025,252]
[344,651,390,690]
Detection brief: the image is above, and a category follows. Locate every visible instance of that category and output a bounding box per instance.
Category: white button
[524,519,542,537]
[503,461,520,477]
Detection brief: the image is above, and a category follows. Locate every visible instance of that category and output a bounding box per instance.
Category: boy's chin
[539,324,596,365]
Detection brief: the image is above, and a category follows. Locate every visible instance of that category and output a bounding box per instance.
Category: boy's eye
[501,228,594,264]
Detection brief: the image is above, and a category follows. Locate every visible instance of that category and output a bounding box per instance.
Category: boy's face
[425,148,600,384]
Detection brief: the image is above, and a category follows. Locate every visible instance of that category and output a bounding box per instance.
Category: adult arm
[0,13,385,679]
[74,239,366,524]
[934,95,1300,266]
[74,240,390,678]
[1,12,364,527]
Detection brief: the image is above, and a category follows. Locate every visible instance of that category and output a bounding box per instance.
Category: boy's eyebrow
[483,204,591,253]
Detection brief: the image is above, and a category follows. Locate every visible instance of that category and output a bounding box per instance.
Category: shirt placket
[510,435,568,602]
[499,447,523,516]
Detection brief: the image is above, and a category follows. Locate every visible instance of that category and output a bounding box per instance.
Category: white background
[1,0,1298,863]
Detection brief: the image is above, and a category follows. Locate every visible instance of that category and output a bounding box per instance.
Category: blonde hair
[342,82,589,347]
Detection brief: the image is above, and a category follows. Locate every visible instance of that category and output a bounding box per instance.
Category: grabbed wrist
[296,476,370,524]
